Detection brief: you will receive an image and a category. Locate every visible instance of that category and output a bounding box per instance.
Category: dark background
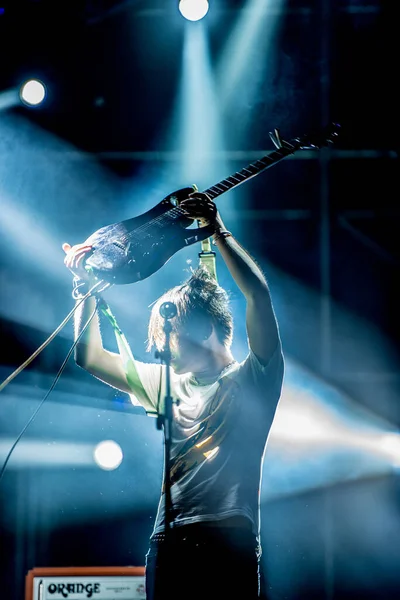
[0,1,399,599]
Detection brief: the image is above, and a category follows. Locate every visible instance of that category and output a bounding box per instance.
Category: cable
[0,296,100,485]
[0,279,108,394]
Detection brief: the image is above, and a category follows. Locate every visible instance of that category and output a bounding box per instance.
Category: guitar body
[84,187,214,284]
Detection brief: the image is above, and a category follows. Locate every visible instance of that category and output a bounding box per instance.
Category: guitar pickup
[113,241,125,250]
[113,240,131,256]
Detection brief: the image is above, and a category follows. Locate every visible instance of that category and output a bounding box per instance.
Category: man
[63,192,284,599]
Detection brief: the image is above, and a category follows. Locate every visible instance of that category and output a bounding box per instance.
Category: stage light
[179,0,209,21]
[379,433,400,467]
[93,440,123,471]
[19,79,46,106]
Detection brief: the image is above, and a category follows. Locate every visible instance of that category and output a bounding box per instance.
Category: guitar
[84,123,340,285]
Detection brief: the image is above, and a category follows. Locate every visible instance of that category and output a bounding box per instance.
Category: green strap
[99,300,155,412]
[199,236,218,282]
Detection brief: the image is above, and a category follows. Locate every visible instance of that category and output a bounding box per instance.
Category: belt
[150,516,253,544]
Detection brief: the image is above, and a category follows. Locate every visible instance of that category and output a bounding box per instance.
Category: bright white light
[179,0,209,21]
[20,79,46,106]
[379,433,400,466]
[93,440,123,471]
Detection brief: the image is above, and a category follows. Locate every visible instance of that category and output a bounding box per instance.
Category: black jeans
[145,518,261,600]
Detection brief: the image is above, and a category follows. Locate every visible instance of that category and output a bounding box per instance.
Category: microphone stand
[154,301,177,598]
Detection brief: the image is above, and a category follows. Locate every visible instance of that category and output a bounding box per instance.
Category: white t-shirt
[128,343,284,538]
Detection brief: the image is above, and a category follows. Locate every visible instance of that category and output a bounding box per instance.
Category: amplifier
[25,566,146,600]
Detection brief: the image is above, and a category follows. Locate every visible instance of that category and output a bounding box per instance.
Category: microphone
[159,301,177,320]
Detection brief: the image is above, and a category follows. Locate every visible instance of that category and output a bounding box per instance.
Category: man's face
[170,327,211,374]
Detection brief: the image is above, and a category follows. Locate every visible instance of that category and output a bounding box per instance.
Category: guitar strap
[198,236,217,282]
[98,299,157,415]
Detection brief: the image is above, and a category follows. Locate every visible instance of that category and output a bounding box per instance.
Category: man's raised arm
[179,196,281,366]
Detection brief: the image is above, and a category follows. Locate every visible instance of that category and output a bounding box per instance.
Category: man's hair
[147,267,233,352]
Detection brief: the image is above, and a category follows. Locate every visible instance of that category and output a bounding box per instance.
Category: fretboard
[203,138,301,201]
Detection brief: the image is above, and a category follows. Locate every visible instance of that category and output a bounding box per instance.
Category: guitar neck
[198,138,301,256]
[202,138,300,201]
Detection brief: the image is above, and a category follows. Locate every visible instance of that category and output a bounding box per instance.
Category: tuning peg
[269,129,283,149]
[326,122,341,143]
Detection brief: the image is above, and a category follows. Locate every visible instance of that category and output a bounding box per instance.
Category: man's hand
[180,192,218,227]
[62,242,93,281]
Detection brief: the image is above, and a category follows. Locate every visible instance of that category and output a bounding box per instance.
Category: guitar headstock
[296,122,341,149]
[270,122,341,150]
